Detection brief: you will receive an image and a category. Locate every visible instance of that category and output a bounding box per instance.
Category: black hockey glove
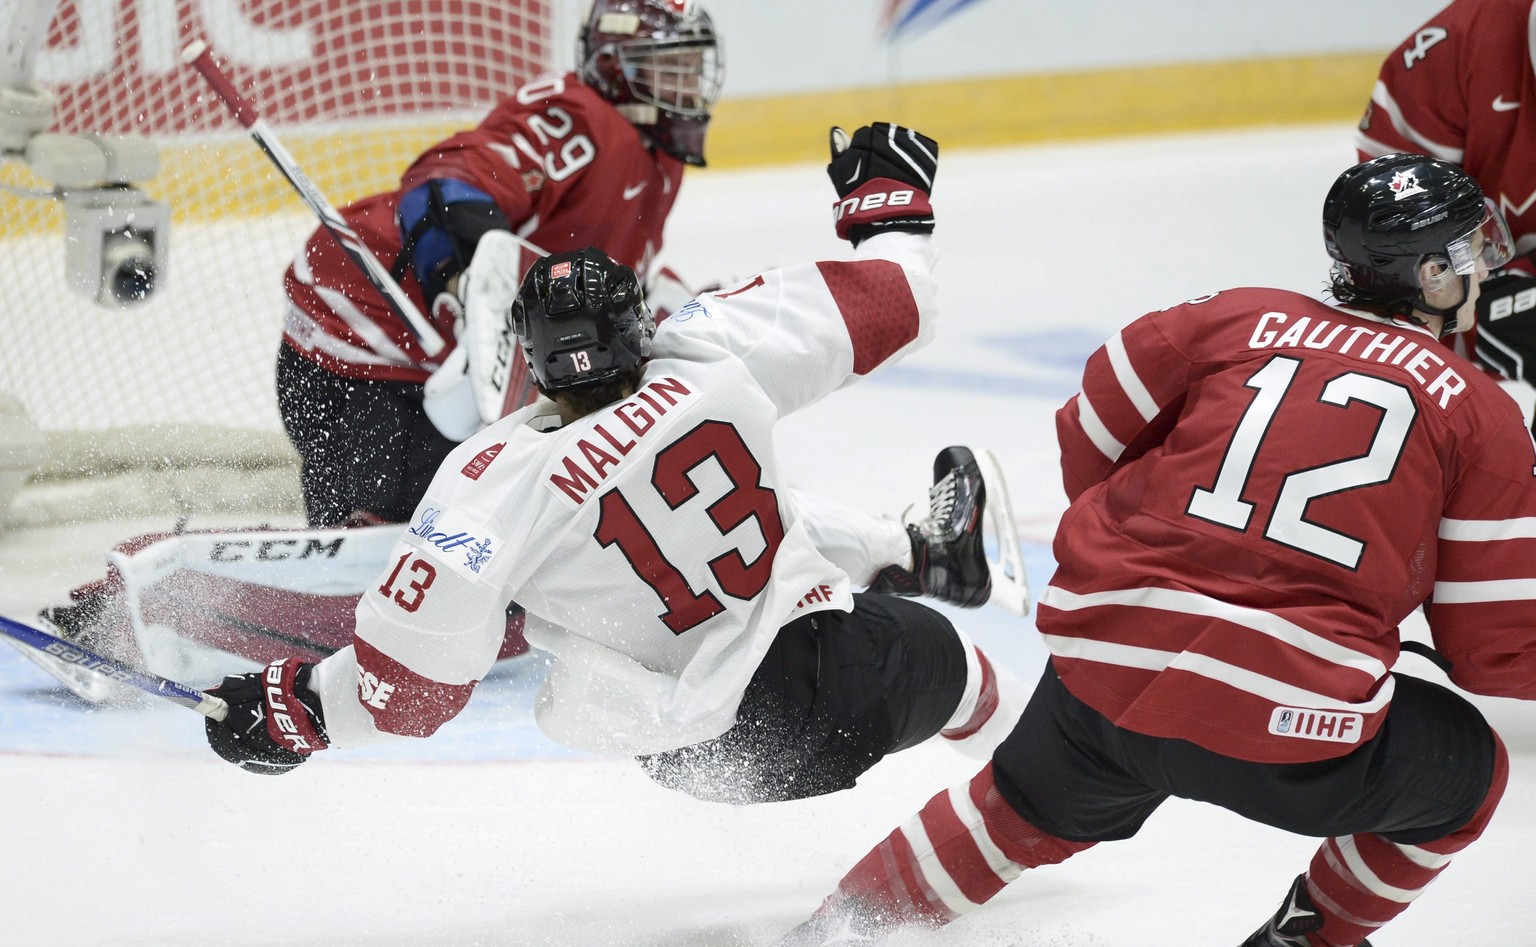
[204,659,328,775]
[1475,271,1536,384]
[827,122,938,246]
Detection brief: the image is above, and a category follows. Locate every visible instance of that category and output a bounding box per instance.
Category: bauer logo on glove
[826,122,939,245]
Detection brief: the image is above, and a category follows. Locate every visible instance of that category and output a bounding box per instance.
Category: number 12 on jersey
[1185,355,1417,569]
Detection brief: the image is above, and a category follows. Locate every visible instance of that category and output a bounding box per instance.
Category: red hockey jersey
[282,73,685,383]
[1046,288,1536,764]
[1357,0,1536,269]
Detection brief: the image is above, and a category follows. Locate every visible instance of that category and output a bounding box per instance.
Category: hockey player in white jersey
[201,123,1024,803]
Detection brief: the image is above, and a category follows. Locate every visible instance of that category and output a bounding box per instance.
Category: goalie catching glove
[204,658,328,775]
[827,122,938,245]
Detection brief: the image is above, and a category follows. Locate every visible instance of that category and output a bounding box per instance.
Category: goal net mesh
[0,0,557,524]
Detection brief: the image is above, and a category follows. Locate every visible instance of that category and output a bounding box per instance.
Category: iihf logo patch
[1389,169,1427,201]
[1268,706,1364,743]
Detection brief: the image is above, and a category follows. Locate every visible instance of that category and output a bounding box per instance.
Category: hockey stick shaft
[180,39,446,357]
[0,614,229,721]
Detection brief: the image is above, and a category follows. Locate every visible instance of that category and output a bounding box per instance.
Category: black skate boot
[1241,875,1373,947]
[870,446,991,608]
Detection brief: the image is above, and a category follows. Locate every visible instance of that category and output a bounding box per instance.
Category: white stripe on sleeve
[1106,331,1160,422]
[1364,81,1465,163]
[1438,517,1536,541]
[1434,578,1536,604]
[1074,392,1125,462]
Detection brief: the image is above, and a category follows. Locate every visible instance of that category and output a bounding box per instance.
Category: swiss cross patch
[461,442,506,480]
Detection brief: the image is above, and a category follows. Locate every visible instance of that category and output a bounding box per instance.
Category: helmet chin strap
[1410,273,1472,337]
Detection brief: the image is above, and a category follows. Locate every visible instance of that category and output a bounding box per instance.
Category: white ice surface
[7,125,1536,945]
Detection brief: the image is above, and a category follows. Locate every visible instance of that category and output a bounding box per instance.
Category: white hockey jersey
[308,233,938,755]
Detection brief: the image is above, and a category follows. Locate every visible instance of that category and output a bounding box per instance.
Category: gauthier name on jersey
[1249,310,1468,409]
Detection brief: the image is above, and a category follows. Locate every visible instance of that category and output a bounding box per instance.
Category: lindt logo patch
[461,442,506,480]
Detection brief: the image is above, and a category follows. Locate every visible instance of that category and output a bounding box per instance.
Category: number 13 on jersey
[594,420,785,634]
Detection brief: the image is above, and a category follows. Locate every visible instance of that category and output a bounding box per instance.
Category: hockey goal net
[0,0,560,526]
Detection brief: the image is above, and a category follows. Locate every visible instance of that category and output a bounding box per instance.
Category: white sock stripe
[1307,870,1384,934]
[942,638,984,732]
[898,812,987,916]
[1332,835,1429,903]
[1393,841,1454,871]
[948,785,1024,884]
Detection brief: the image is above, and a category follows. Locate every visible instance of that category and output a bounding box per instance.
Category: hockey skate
[1240,875,1373,947]
[778,898,894,947]
[870,446,1029,615]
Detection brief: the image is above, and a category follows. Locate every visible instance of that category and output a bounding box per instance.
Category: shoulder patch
[408,507,502,579]
[461,442,506,480]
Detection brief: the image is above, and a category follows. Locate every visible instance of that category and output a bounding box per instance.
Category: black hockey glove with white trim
[827,123,938,246]
[204,659,328,775]
[1475,272,1536,385]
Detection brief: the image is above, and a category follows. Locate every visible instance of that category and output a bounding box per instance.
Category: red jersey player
[1357,0,1536,404]
[784,156,1534,946]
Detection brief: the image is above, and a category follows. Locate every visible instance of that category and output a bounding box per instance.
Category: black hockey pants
[637,592,969,805]
[277,343,457,526]
[992,662,1499,846]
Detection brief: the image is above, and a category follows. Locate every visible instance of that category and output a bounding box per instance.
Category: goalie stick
[0,614,228,721]
[181,39,445,357]
[182,38,543,415]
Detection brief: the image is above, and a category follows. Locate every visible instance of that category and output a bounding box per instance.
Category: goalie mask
[511,247,654,392]
[579,0,723,166]
[1324,153,1513,332]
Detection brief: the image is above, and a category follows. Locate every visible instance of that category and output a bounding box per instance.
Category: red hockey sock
[940,647,998,741]
[1306,732,1509,946]
[813,763,1094,930]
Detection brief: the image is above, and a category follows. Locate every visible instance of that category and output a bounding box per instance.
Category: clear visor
[1444,198,1515,276]
[617,40,723,118]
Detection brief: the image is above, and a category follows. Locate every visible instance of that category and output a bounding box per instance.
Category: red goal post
[0,1,561,526]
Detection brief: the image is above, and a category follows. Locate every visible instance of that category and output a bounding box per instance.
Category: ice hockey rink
[8,123,1536,946]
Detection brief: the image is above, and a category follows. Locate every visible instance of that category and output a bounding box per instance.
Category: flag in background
[880,0,990,41]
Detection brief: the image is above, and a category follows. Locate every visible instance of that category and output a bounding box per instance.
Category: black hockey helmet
[511,247,654,392]
[1323,153,1513,327]
[578,0,723,166]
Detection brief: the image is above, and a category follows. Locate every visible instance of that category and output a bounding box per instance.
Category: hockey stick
[0,614,228,721]
[180,39,446,356]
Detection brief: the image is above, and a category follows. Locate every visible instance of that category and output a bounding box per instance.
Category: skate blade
[978,448,1030,616]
